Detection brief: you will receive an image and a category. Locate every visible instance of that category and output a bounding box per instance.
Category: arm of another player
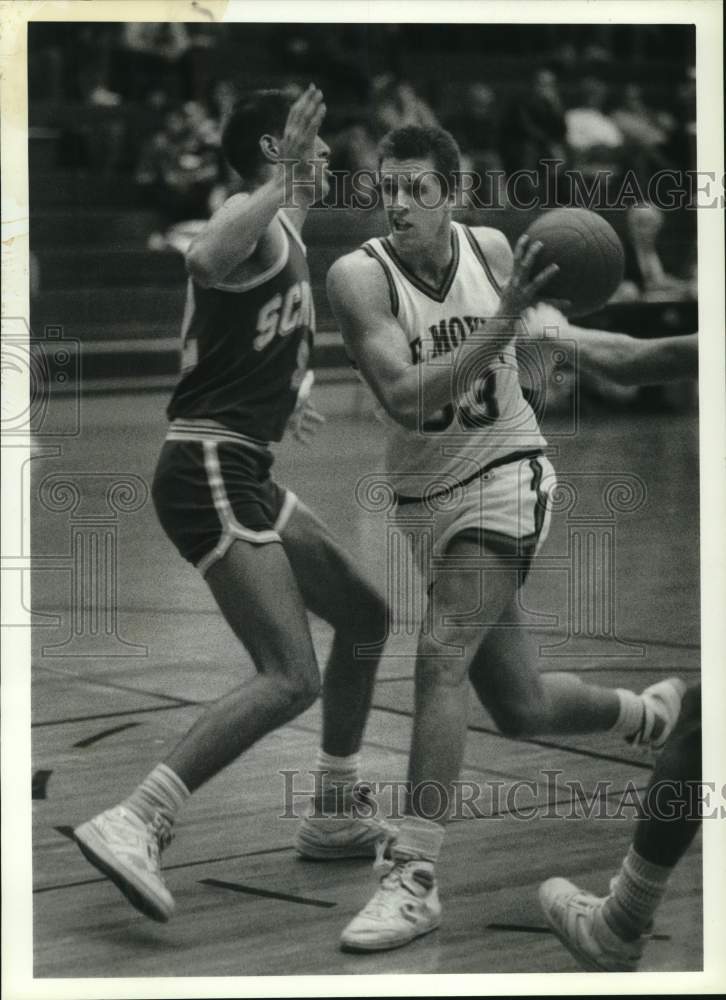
[186,85,325,288]
[524,304,698,385]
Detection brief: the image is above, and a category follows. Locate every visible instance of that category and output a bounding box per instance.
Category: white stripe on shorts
[274,489,298,534]
[197,441,281,577]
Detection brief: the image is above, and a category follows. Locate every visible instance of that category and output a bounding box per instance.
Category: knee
[486,696,543,738]
[278,667,321,719]
[416,634,472,688]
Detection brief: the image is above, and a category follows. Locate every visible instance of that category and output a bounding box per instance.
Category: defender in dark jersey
[73,86,389,921]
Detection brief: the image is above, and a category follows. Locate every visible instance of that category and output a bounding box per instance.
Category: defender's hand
[278,84,326,171]
[288,370,325,445]
[291,400,326,445]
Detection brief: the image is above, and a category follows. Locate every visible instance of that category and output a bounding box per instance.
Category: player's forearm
[185,171,287,287]
[381,335,508,429]
[569,327,698,386]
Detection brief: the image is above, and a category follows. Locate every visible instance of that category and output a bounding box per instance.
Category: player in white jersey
[303,125,687,952]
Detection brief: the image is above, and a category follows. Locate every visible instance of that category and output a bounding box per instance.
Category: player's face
[379,156,451,247]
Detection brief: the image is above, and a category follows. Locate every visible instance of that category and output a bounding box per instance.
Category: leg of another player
[281,501,394,858]
[163,539,321,789]
[74,539,321,921]
[281,501,387,761]
[469,592,684,745]
[539,685,701,971]
[468,597,619,735]
[606,683,702,936]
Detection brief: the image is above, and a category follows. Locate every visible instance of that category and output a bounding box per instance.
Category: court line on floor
[33,663,200,706]
[376,667,700,686]
[33,702,192,728]
[32,770,53,800]
[287,717,526,782]
[35,836,296,895]
[33,666,651,778]
[486,922,669,940]
[370,704,654,771]
[37,777,656,898]
[30,611,701,652]
[199,877,336,909]
[73,722,141,748]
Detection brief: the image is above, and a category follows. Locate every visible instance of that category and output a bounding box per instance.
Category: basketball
[524,208,625,317]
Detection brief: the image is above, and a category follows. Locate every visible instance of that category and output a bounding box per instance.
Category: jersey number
[422,371,500,432]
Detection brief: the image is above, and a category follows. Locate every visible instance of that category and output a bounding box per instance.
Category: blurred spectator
[612,84,675,185]
[624,203,694,300]
[135,103,222,249]
[278,25,371,107]
[445,83,501,173]
[212,80,239,122]
[565,76,624,189]
[500,68,568,204]
[117,23,198,105]
[330,76,440,182]
[371,75,440,135]
[665,66,697,174]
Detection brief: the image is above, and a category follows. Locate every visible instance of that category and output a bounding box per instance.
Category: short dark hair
[378,125,461,193]
[221,88,297,180]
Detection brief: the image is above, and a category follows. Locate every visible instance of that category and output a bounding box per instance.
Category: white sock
[315,750,360,806]
[123,763,190,825]
[603,846,672,939]
[393,817,445,864]
[611,689,645,738]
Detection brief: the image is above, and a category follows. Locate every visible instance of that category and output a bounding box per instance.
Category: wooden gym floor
[30,385,702,978]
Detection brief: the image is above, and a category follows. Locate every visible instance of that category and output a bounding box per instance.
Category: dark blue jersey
[167,211,314,443]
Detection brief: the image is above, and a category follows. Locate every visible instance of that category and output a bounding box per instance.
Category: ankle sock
[602,846,672,940]
[123,763,190,825]
[392,816,445,864]
[611,689,645,738]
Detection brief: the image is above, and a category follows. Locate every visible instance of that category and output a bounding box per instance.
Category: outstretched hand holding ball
[523,208,625,317]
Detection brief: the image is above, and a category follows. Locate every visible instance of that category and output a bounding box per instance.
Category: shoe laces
[149,812,174,860]
[351,785,397,834]
[373,831,398,872]
[360,861,417,920]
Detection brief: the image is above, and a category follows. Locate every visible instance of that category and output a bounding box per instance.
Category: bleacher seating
[29,127,697,393]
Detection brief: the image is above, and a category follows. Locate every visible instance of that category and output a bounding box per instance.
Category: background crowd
[29,22,697,298]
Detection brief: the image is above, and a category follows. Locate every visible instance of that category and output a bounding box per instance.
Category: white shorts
[392,451,556,586]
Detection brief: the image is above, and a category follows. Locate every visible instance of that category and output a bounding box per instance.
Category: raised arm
[186,85,325,288]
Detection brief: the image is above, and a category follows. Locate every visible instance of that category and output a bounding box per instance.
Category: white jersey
[362,222,546,496]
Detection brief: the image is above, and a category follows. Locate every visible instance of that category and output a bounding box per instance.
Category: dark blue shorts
[152,421,296,576]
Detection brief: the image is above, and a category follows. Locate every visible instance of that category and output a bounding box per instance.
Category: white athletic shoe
[629,677,687,750]
[539,877,645,972]
[295,787,397,861]
[340,859,441,952]
[73,805,175,922]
